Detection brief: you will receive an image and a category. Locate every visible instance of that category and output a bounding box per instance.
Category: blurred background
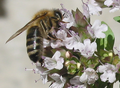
[0,0,120,88]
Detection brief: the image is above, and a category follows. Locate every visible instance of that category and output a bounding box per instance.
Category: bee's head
[53,9,63,21]
[51,9,66,28]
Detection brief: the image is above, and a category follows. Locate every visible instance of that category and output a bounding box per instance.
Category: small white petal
[60,5,76,28]
[97,65,106,73]
[82,3,90,18]
[95,30,106,38]
[110,7,120,12]
[49,73,66,88]
[51,40,64,48]
[50,73,60,81]
[55,59,64,70]
[44,57,56,70]
[104,0,113,6]
[87,0,102,15]
[80,73,88,83]
[52,51,61,60]
[100,72,108,82]
[100,24,108,32]
[92,20,101,29]
[108,73,116,83]
[91,42,97,51]
[70,76,81,85]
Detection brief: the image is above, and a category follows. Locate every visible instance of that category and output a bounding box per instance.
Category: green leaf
[72,10,76,17]
[113,16,120,23]
[94,78,108,88]
[96,38,104,52]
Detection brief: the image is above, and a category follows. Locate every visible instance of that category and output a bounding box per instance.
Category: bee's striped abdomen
[26,26,43,63]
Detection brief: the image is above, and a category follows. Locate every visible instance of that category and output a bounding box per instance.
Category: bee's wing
[6,17,38,43]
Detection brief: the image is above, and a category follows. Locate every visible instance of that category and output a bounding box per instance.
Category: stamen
[31,62,35,65]
[114,47,119,52]
[35,78,41,83]
[25,68,34,71]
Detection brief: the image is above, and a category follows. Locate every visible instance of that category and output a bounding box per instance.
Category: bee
[6,9,63,63]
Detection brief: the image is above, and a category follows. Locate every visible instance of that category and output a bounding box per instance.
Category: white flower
[104,0,120,12]
[70,76,81,85]
[68,85,86,88]
[51,29,67,48]
[65,37,78,50]
[60,4,76,28]
[82,3,90,19]
[65,30,81,50]
[110,0,120,12]
[34,62,49,84]
[97,63,118,83]
[80,68,98,84]
[49,73,66,88]
[70,76,87,88]
[110,7,120,12]
[104,0,113,6]
[44,51,64,70]
[51,40,64,48]
[51,29,81,50]
[74,39,97,58]
[87,0,102,15]
[87,20,108,38]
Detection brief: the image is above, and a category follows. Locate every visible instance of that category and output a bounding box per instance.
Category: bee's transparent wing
[6,17,39,43]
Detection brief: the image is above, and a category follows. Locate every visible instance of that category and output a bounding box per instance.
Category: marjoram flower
[87,20,108,38]
[74,39,97,58]
[80,68,98,84]
[34,62,49,84]
[49,73,66,88]
[97,63,118,83]
[70,76,87,88]
[104,0,120,12]
[86,0,102,15]
[43,51,64,70]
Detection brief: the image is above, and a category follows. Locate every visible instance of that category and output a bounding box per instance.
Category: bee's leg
[40,19,56,39]
[40,20,50,36]
[47,32,63,42]
[47,33,57,40]
[40,19,62,41]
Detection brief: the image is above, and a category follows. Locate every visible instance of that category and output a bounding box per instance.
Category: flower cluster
[26,0,120,88]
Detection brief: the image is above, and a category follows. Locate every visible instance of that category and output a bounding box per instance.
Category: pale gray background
[1,0,120,88]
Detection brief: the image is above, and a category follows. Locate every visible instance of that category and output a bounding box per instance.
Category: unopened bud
[66,51,72,58]
[109,52,113,57]
[65,60,70,67]
[77,63,81,69]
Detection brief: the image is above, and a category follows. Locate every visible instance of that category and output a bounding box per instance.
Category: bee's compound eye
[55,13,59,17]
[55,13,60,19]
[54,10,62,20]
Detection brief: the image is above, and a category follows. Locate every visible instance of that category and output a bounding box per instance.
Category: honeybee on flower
[7,0,120,88]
